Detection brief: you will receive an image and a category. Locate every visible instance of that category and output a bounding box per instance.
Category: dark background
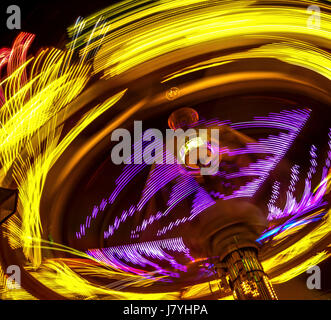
[0,0,117,48]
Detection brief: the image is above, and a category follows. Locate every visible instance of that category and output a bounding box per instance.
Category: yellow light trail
[262,209,331,279]
[66,0,331,80]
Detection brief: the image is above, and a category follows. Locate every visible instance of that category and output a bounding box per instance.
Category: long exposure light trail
[0,0,330,300]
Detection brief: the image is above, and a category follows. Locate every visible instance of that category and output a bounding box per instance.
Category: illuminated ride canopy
[0,0,330,300]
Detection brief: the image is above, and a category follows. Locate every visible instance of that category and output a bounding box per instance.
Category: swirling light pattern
[0,0,330,300]
[87,238,194,278]
[79,108,312,241]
